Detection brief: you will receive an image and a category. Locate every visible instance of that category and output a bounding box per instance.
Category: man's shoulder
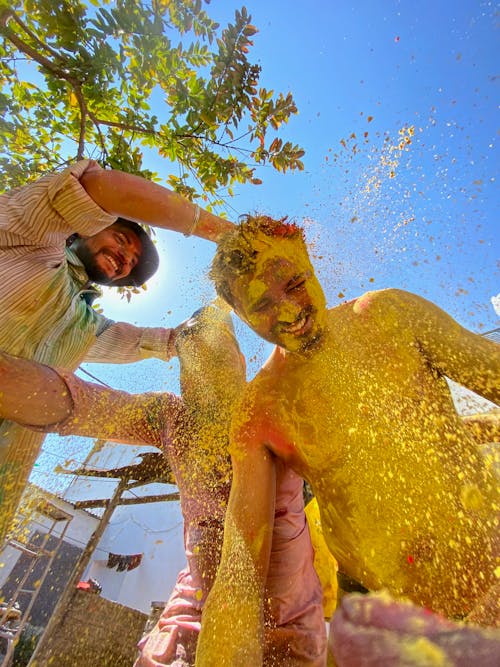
[328,288,415,316]
[248,347,285,388]
[234,357,282,428]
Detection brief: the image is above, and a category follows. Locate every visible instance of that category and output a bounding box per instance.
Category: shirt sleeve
[84,322,176,363]
[1,160,116,246]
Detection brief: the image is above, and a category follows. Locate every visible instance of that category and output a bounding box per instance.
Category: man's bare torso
[245,291,498,617]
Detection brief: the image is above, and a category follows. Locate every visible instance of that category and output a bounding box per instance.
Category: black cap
[111,218,160,287]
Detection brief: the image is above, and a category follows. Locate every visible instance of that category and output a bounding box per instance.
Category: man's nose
[117,250,134,275]
[277,300,302,323]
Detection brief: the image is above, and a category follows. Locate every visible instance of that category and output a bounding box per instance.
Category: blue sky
[32,0,499,487]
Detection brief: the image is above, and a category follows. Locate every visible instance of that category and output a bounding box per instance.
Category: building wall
[83,497,185,613]
[0,495,98,631]
[64,444,186,614]
[29,589,147,667]
[0,533,82,629]
[0,495,97,589]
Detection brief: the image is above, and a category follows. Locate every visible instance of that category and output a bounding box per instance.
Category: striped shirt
[0,160,173,540]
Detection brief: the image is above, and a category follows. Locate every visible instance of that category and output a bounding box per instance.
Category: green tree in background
[0,0,304,204]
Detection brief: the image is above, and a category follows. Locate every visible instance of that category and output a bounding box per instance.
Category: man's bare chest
[261,339,433,471]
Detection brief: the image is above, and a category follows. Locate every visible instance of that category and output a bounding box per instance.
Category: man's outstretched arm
[461,410,500,444]
[196,409,276,666]
[0,351,72,426]
[0,350,171,446]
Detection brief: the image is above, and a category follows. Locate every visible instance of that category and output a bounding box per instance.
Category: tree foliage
[0,0,304,202]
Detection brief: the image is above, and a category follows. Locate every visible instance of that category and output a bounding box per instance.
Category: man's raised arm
[196,398,276,666]
[379,289,500,404]
[80,165,234,242]
[0,351,72,426]
[462,410,500,444]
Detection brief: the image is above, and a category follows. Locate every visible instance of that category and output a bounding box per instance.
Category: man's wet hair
[209,214,306,308]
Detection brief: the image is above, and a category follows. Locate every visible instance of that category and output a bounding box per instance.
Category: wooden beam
[73,492,180,509]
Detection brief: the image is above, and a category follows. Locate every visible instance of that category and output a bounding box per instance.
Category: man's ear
[66,233,80,247]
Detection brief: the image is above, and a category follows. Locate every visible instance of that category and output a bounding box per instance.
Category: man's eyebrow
[286,271,310,286]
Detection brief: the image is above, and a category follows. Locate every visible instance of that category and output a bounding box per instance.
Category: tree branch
[87,117,254,157]
[1,12,91,158]
[72,87,88,160]
[86,109,108,156]
[90,117,157,134]
[8,10,63,62]
[0,13,79,86]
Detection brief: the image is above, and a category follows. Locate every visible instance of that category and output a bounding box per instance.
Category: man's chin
[299,328,324,354]
[85,267,117,286]
[90,276,115,287]
[277,331,322,355]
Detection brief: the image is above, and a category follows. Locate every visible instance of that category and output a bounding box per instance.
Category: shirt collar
[65,247,101,303]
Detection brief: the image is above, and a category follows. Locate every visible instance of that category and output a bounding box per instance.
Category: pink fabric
[135,461,326,666]
[330,592,500,667]
[136,567,201,666]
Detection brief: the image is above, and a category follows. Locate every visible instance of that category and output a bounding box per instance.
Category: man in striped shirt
[0,159,233,542]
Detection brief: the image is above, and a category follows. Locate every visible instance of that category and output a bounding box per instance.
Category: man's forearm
[0,351,73,426]
[196,512,267,666]
[197,573,263,666]
[80,167,234,242]
[0,351,169,446]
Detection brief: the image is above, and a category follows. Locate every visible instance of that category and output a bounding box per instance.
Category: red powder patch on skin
[353,293,374,313]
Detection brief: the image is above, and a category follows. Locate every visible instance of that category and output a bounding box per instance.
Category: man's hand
[167,310,208,360]
[172,304,234,354]
[330,592,500,667]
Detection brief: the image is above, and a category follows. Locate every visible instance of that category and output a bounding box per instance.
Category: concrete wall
[29,589,147,667]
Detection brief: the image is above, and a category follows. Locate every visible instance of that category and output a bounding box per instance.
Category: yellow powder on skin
[400,637,451,666]
[460,484,485,511]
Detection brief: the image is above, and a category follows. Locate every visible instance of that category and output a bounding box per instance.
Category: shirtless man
[193,215,499,665]
[0,305,326,666]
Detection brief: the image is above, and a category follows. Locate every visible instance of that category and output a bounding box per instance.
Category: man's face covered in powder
[229,236,327,353]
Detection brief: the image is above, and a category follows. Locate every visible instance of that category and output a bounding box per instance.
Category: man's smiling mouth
[103,252,121,275]
[282,315,307,333]
[281,310,312,335]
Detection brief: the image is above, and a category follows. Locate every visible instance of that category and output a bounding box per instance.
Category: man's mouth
[280,309,313,336]
[282,314,308,334]
[103,252,122,276]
